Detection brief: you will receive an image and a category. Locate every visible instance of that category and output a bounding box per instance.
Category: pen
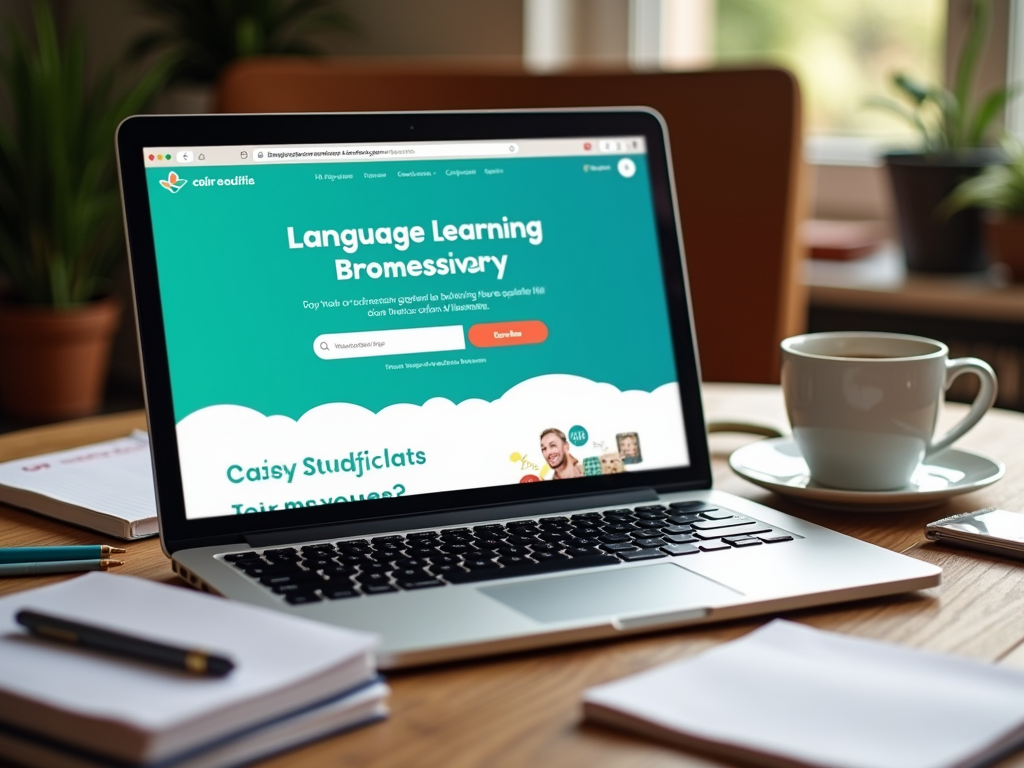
[0,559,124,576]
[15,610,235,677]
[0,546,126,564]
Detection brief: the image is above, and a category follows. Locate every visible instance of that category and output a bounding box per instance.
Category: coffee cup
[780,332,997,491]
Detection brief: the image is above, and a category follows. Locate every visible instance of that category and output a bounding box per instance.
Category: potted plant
[870,0,1012,273]
[129,0,353,110]
[944,138,1024,282]
[0,2,167,422]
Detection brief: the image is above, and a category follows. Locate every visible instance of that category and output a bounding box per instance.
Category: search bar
[314,326,466,360]
[254,143,519,162]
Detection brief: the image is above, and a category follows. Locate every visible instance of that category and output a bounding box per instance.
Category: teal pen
[0,546,126,564]
[0,559,124,577]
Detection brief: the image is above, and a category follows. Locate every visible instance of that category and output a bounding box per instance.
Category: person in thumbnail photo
[540,428,585,480]
[617,432,642,465]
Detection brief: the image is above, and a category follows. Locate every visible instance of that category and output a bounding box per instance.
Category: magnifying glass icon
[319,341,329,351]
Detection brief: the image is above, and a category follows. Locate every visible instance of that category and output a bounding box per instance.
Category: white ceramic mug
[780,332,997,491]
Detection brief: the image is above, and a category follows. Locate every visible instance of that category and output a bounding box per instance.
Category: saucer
[728,437,1005,512]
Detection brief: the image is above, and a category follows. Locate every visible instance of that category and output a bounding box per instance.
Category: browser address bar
[253,143,519,162]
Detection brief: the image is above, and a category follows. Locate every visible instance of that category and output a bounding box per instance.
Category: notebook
[114,109,940,669]
[584,619,1024,768]
[0,573,384,767]
[0,431,157,539]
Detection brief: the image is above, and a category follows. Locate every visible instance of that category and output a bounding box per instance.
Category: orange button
[468,320,548,348]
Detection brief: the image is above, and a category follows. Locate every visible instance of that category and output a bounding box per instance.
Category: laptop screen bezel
[116,109,712,554]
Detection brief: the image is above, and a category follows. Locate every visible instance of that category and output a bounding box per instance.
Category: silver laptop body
[116,109,940,669]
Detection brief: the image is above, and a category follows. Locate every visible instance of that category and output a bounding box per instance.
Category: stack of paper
[584,619,1024,768]
[0,432,157,539]
[0,573,386,768]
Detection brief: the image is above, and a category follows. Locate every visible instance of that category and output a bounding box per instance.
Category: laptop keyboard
[223,501,797,604]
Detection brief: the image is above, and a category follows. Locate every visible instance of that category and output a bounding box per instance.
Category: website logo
[159,171,187,194]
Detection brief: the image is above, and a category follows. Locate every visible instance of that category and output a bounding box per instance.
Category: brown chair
[217,60,807,383]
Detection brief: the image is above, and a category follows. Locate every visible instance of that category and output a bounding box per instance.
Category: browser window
[142,137,689,520]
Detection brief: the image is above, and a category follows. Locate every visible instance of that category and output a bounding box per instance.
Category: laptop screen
[140,135,689,521]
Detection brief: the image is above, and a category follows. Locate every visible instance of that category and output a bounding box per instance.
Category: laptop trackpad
[479,564,742,625]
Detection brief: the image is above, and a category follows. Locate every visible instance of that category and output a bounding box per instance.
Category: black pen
[15,610,235,677]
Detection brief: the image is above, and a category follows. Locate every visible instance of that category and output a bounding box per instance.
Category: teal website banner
[146,151,690,518]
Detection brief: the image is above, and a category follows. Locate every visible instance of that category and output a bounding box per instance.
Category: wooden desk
[4,383,1024,768]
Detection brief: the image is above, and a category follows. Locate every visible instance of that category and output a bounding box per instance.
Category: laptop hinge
[244,488,659,548]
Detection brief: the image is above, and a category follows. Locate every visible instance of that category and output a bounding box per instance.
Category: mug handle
[926,357,998,457]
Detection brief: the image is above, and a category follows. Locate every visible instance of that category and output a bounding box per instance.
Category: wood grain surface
[3,384,1024,768]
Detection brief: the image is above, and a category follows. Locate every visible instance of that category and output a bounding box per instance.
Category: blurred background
[0,0,1019,431]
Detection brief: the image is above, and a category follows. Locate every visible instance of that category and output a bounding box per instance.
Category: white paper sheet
[585,619,1024,768]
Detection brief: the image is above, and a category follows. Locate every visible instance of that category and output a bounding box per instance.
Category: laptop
[115,109,939,669]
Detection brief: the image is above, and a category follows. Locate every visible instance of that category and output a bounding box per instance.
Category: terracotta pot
[984,212,1024,283]
[0,297,121,422]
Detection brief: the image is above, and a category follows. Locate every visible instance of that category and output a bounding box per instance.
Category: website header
[143,137,647,168]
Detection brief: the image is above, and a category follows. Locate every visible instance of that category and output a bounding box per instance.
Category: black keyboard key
[430,554,460,566]
[372,535,405,544]
[393,557,431,569]
[259,572,322,586]
[617,548,667,561]
[473,538,504,551]
[698,541,731,552]
[571,527,602,538]
[532,552,568,562]
[356,572,392,587]
[634,512,667,521]
[530,543,559,554]
[407,531,440,539]
[473,524,506,534]
[320,563,359,576]
[263,547,299,556]
[301,544,335,554]
[634,537,667,548]
[506,535,537,546]
[322,586,360,599]
[360,562,391,574]
[302,558,335,570]
[662,525,693,535]
[446,554,620,584]
[631,528,664,539]
[661,543,700,556]
[694,524,771,540]
[565,547,601,558]
[497,555,536,567]
[392,568,431,580]
[406,547,443,559]
[440,543,473,555]
[667,514,702,525]
[363,583,399,594]
[664,533,698,544]
[564,537,598,549]
[462,558,496,570]
[497,546,531,557]
[759,533,795,543]
[397,578,444,590]
[272,582,314,594]
[285,592,322,604]
[572,512,602,521]
[225,552,261,562]
[603,523,636,533]
[601,533,632,544]
[691,517,753,531]
[634,505,667,512]
[701,509,738,520]
[602,542,639,553]
[668,501,718,512]
[429,563,467,577]
[727,538,763,547]
[538,531,569,543]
